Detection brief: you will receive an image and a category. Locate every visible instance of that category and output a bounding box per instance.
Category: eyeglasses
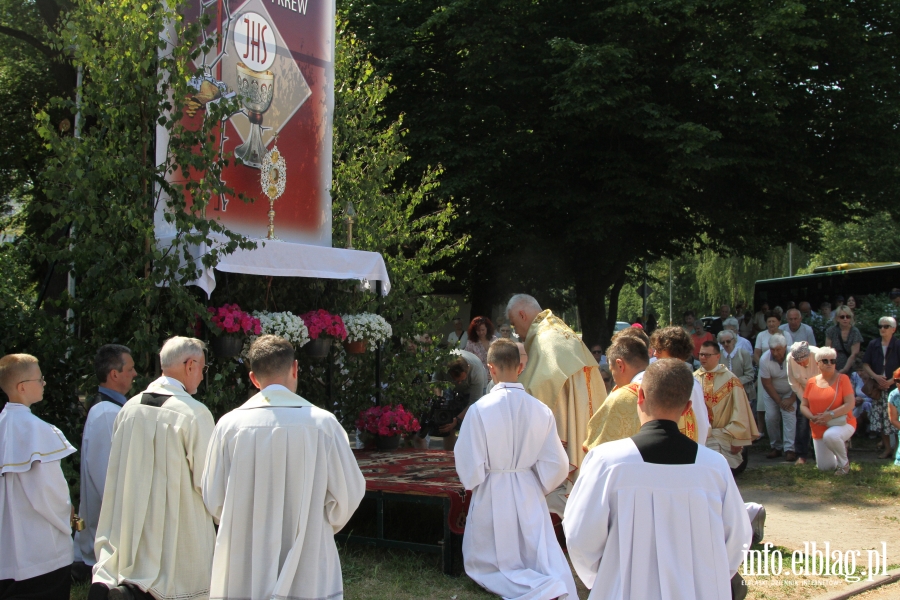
[18,376,46,385]
[879,324,894,329]
[838,315,851,320]
[591,350,603,355]
[894,379,900,385]
[183,359,210,374]
[698,352,720,358]
[818,359,837,365]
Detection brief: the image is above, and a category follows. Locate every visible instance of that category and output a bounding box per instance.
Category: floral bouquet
[300,309,348,341]
[356,404,420,438]
[252,311,310,347]
[208,304,261,336]
[341,313,393,351]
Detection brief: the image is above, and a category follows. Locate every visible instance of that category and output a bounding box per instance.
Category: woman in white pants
[800,347,857,475]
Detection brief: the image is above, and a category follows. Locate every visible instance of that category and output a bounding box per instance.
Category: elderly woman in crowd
[887,368,900,467]
[862,316,900,459]
[465,316,497,370]
[825,305,863,376]
[718,329,760,433]
[496,322,516,340]
[800,347,856,475]
[722,318,753,354]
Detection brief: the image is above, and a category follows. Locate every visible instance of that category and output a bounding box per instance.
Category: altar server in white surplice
[565,359,751,600]
[92,337,215,600]
[202,335,365,600]
[0,354,76,600]
[455,339,578,600]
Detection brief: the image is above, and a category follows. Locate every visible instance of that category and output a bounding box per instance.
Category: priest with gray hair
[91,336,215,600]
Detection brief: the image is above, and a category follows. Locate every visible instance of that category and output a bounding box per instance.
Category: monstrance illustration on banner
[169,0,331,246]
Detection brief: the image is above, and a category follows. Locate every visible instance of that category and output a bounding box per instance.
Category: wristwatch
[828,410,835,418]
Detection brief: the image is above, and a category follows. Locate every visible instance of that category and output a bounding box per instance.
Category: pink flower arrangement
[208,303,262,335]
[356,404,420,437]
[300,309,348,341]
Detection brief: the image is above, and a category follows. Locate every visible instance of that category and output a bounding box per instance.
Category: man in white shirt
[91,337,215,600]
[565,359,751,600]
[202,335,365,600]
[446,317,468,348]
[780,308,817,346]
[0,354,76,600]
[759,334,796,461]
[73,345,138,581]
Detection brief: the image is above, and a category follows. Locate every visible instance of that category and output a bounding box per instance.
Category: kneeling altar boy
[455,338,578,600]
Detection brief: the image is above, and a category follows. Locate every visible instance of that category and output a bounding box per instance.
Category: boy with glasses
[0,354,76,600]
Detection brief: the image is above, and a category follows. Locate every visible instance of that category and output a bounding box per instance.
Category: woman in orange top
[801,347,857,475]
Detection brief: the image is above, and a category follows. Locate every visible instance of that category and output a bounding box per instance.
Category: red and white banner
[157,0,334,246]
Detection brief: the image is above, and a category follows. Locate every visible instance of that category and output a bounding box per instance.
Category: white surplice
[201,385,366,600]
[455,382,578,600]
[74,397,122,565]
[564,439,750,600]
[0,402,75,581]
[93,376,216,600]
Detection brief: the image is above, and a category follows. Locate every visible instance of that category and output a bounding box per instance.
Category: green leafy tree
[346,0,900,346]
[1,0,254,437]
[804,210,900,269]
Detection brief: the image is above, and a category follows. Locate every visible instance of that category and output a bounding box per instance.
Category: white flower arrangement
[341,313,392,351]
[249,310,310,347]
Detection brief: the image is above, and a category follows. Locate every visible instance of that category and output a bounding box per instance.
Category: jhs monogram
[242,18,268,65]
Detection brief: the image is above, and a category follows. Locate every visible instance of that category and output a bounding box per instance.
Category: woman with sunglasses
[886,367,900,466]
[825,305,863,376]
[862,316,900,459]
[800,347,856,475]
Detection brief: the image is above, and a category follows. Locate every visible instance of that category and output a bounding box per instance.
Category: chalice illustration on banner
[234,62,274,168]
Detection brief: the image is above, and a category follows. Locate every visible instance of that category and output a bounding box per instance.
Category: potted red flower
[299,309,348,359]
[356,404,420,450]
[207,304,261,358]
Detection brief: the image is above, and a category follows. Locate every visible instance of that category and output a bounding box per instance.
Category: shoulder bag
[824,378,847,427]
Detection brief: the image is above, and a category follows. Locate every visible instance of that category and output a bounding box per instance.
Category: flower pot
[343,340,367,354]
[303,337,332,359]
[375,435,402,451]
[210,334,243,358]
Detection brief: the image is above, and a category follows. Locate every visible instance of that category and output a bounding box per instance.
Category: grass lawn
[739,455,900,506]
[70,547,495,600]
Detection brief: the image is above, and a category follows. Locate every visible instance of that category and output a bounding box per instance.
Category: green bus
[753,262,900,311]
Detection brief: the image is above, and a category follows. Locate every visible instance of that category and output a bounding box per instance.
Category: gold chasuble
[583,383,640,451]
[583,377,699,451]
[519,310,605,511]
[694,364,759,468]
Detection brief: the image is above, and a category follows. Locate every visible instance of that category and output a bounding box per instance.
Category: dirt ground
[738,440,899,600]
[739,443,900,558]
[844,579,900,599]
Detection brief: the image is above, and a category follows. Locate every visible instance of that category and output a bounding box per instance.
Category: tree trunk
[574,258,628,348]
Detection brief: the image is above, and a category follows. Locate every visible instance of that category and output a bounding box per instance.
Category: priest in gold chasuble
[695,340,760,468]
[508,295,605,515]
